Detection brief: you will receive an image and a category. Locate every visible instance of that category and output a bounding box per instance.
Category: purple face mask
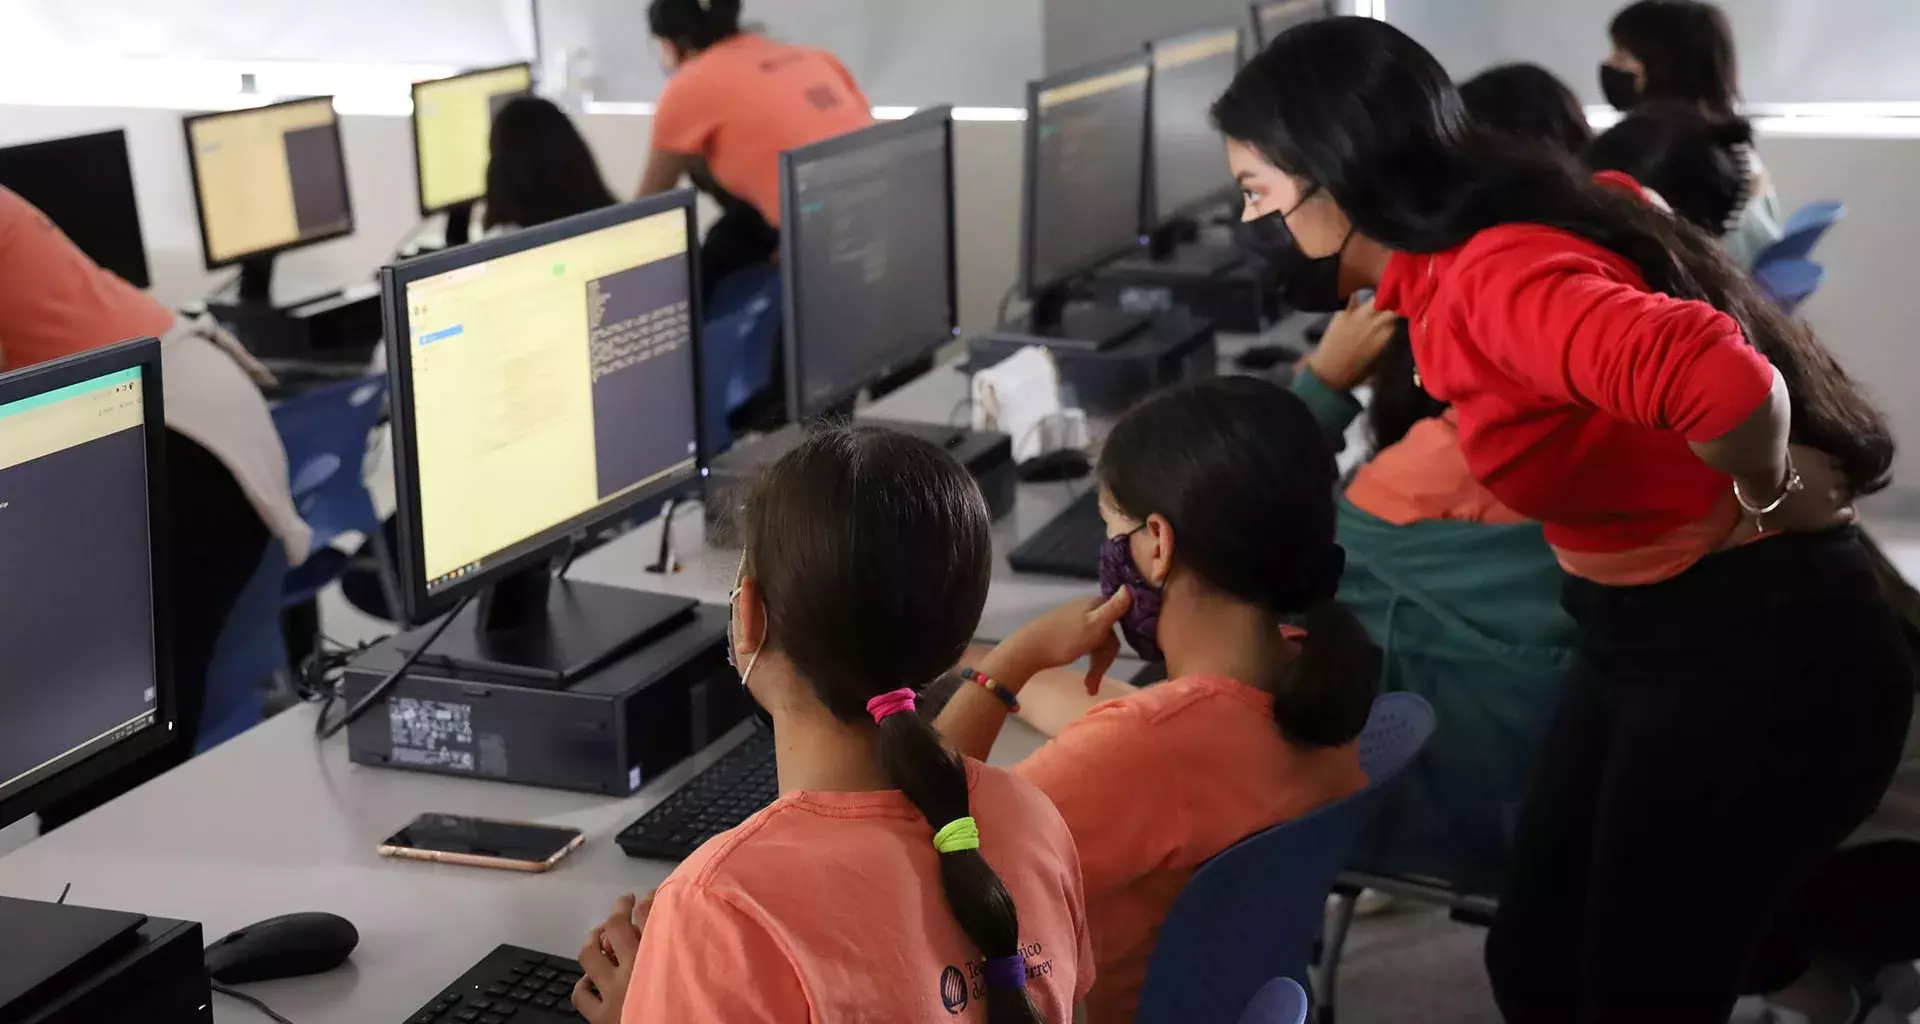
[1099,531,1165,663]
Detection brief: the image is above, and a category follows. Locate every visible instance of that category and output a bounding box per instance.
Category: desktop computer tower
[2,900,211,1024]
[1089,250,1277,335]
[969,309,1218,416]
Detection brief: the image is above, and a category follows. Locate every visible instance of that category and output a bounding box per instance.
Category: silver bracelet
[1733,453,1803,517]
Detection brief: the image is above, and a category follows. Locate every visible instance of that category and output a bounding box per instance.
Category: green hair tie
[932,816,980,854]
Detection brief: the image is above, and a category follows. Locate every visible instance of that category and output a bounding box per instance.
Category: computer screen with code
[414,64,534,214]
[0,366,158,806]
[787,115,952,418]
[1028,60,1149,293]
[1150,29,1241,224]
[187,97,353,265]
[400,208,699,592]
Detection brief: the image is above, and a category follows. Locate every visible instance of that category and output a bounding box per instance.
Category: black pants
[1746,839,1920,991]
[1484,527,1913,1023]
[38,431,270,831]
[700,203,779,304]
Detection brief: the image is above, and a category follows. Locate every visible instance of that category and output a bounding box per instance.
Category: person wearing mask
[567,427,1092,1023]
[931,376,1376,1023]
[638,0,872,295]
[1458,63,1593,156]
[1602,0,1783,267]
[481,96,617,235]
[0,185,309,827]
[1213,17,1911,1022]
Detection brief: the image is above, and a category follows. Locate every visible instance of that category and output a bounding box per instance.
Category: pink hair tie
[866,688,917,723]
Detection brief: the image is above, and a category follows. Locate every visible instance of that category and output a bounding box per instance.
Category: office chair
[271,374,399,631]
[700,262,782,454]
[1238,978,1311,1024]
[1755,257,1826,315]
[1134,693,1436,1024]
[1754,199,1844,268]
[196,543,292,753]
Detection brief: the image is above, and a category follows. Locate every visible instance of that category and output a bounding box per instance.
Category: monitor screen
[1149,29,1242,226]
[782,109,954,420]
[185,97,354,267]
[413,63,535,215]
[1253,0,1331,47]
[392,201,701,602]
[0,130,151,288]
[1024,56,1150,295]
[0,362,160,811]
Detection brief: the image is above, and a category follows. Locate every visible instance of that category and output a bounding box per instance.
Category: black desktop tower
[1,899,211,1024]
[1089,250,1276,335]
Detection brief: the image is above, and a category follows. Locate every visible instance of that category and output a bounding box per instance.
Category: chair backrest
[1755,257,1825,314]
[197,542,291,753]
[1755,199,1843,268]
[1237,978,1311,1024]
[270,374,388,558]
[1135,693,1437,1024]
[700,263,782,454]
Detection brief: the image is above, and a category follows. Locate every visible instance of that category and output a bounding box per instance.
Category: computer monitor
[0,337,174,830]
[183,96,355,304]
[412,62,535,245]
[0,130,151,289]
[778,106,957,422]
[1251,0,1334,48]
[1146,27,1244,257]
[383,190,706,681]
[1019,53,1151,346]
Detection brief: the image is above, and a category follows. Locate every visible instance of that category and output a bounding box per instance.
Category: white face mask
[727,563,760,691]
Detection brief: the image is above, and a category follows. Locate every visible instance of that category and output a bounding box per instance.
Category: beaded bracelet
[960,667,1019,713]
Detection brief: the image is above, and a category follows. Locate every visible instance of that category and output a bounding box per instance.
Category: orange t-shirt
[0,186,172,372]
[1012,676,1367,1023]
[1343,410,1527,526]
[650,34,873,227]
[623,759,1095,1022]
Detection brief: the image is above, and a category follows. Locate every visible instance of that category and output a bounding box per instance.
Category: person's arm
[1015,668,1137,738]
[637,149,698,198]
[934,593,1130,762]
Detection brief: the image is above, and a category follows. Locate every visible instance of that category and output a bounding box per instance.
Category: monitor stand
[236,253,277,306]
[1018,286,1150,351]
[443,201,475,248]
[404,562,698,686]
[1141,221,1244,277]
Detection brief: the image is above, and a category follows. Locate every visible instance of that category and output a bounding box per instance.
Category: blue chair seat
[272,375,391,606]
[1755,258,1825,315]
[1754,199,1843,269]
[699,263,782,455]
[1238,977,1310,1024]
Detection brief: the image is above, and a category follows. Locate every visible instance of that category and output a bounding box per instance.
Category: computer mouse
[1019,448,1093,483]
[205,912,360,984]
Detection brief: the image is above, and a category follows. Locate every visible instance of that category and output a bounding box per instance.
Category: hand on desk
[574,892,654,1023]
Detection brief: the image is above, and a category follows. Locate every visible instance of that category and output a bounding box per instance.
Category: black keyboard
[615,730,777,860]
[1007,490,1103,580]
[404,945,586,1024]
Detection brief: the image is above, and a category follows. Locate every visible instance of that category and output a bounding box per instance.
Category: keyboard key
[480,1015,506,1024]
[470,999,493,1010]
[485,985,508,996]
[511,987,538,1002]
[412,1014,439,1024]
[533,995,557,1009]
[534,967,558,980]
[453,1012,479,1022]
[545,981,571,996]
[495,1008,517,1019]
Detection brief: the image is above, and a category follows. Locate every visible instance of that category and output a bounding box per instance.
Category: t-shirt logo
[939,965,968,1014]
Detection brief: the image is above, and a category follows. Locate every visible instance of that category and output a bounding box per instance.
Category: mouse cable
[210,982,297,1024]
[313,592,475,742]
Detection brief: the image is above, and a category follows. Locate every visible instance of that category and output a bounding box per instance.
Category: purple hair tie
[984,954,1028,990]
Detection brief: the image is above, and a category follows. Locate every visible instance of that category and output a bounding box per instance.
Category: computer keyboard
[1006,490,1104,580]
[615,730,777,861]
[404,945,586,1023]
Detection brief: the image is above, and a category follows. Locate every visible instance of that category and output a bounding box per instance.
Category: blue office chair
[196,543,292,753]
[1755,258,1826,314]
[271,374,399,617]
[700,263,782,455]
[1238,978,1311,1024]
[1134,693,1437,1024]
[1754,199,1844,268]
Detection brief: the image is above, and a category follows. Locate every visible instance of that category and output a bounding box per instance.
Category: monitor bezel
[1250,0,1336,48]
[1019,51,1153,301]
[0,336,176,830]
[381,190,708,626]
[0,128,153,289]
[182,95,357,271]
[1144,26,1247,231]
[410,61,537,217]
[778,105,958,422]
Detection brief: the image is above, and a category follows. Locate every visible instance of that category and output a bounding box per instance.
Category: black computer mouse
[1019,448,1093,483]
[205,912,359,984]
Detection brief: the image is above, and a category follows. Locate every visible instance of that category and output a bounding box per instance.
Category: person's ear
[734,576,768,658]
[1138,513,1176,588]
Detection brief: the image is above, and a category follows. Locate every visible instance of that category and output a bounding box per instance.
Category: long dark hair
[1458,63,1593,156]
[482,97,616,230]
[1212,17,1893,495]
[741,427,1043,1024]
[1367,322,1447,450]
[1587,101,1752,234]
[1099,377,1376,748]
[649,0,743,57]
[1611,0,1740,118]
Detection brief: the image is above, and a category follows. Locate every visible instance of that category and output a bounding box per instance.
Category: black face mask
[1236,188,1354,314]
[1600,64,1641,113]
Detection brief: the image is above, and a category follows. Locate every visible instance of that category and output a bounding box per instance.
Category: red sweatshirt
[1374,211,1775,554]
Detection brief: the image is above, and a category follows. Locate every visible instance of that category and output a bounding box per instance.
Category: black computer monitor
[1145,26,1245,265]
[0,130,151,289]
[0,337,175,830]
[1020,53,1151,346]
[183,97,355,304]
[382,190,707,681]
[412,62,535,246]
[1251,0,1334,48]
[777,106,957,422]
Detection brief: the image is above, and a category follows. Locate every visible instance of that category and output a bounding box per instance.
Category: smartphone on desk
[378,813,585,873]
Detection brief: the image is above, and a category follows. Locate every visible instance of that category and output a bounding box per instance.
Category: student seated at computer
[1457,63,1593,155]
[480,96,617,235]
[0,185,308,827]
[568,427,1092,1023]
[929,377,1374,1023]
[637,0,873,296]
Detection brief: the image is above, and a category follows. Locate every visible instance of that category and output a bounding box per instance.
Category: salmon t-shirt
[650,34,874,227]
[1013,676,1367,1023]
[0,186,172,371]
[622,759,1095,1022]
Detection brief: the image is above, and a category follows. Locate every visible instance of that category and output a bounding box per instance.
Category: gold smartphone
[378,813,585,873]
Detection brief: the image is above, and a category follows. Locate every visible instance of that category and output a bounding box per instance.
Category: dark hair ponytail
[482,97,617,231]
[741,426,1044,1024]
[1100,377,1377,749]
[648,0,743,55]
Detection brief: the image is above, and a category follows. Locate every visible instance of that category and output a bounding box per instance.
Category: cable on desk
[312,592,474,741]
[211,982,298,1024]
